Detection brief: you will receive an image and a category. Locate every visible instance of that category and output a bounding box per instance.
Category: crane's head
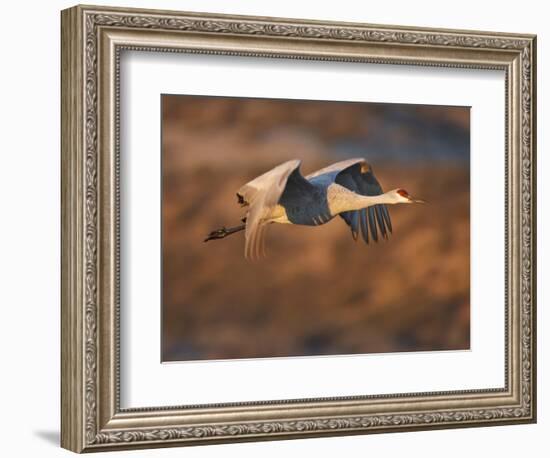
[391,188,426,204]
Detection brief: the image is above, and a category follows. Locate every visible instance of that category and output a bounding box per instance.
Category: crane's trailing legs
[204,217,247,242]
[204,224,246,242]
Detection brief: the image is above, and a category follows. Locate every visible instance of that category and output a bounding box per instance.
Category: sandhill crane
[204,158,424,259]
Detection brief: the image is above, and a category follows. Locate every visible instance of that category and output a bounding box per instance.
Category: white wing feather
[306,158,366,181]
[237,159,301,259]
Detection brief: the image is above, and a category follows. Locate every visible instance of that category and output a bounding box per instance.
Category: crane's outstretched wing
[237,159,314,259]
[308,158,392,244]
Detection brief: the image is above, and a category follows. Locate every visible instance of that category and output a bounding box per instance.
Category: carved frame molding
[61,4,536,452]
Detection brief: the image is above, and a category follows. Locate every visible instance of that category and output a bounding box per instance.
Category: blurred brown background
[161,95,470,361]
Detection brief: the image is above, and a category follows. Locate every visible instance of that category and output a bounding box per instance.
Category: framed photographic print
[61,4,537,453]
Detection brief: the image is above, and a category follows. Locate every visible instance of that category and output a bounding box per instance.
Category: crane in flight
[204,158,424,259]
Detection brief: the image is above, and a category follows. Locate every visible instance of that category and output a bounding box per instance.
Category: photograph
[161,95,471,362]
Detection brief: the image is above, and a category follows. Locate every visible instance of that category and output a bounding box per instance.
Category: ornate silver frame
[61,4,537,453]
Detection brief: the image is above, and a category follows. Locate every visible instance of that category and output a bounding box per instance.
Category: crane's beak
[411,197,426,204]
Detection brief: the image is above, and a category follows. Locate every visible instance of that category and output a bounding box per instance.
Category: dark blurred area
[161,95,470,361]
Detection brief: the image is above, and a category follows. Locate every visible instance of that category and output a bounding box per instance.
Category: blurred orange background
[161,95,470,361]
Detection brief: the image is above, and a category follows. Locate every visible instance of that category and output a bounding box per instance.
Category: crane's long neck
[349,193,396,210]
[328,184,397,215]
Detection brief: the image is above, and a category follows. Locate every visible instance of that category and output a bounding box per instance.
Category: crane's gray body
[275,177,333,226]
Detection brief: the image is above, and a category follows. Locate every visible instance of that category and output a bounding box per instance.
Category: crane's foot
[203,223,246,242]
[204,227,230,242]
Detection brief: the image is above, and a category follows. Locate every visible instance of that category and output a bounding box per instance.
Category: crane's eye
[397,189,409,198]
